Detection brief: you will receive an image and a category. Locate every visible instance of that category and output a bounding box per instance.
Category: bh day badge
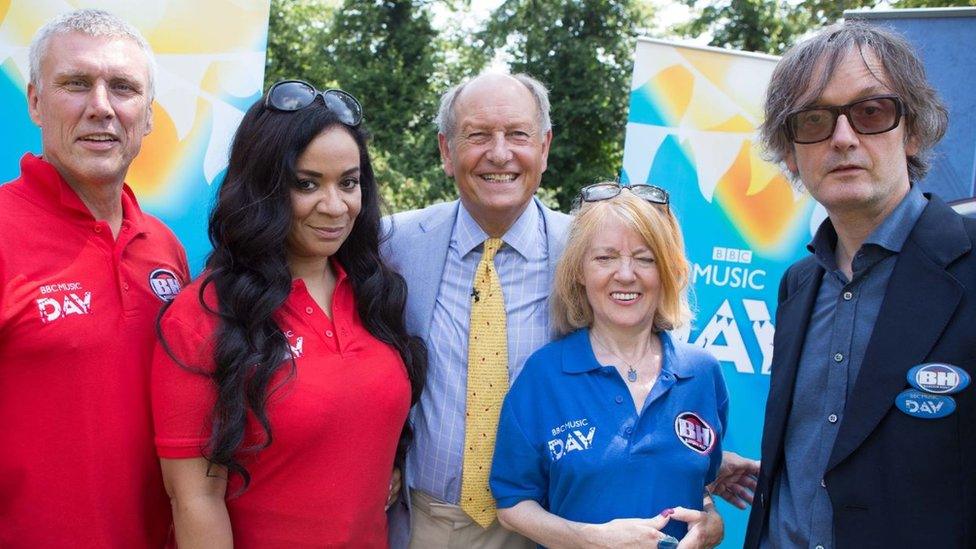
[896,363,971,419]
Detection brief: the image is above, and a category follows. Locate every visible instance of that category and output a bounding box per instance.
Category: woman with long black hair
[151,81,425,548]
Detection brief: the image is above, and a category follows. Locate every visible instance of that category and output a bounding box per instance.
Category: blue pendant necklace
[592,332,649,384]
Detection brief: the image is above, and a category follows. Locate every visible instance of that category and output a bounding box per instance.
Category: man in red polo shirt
[0,9,188,547]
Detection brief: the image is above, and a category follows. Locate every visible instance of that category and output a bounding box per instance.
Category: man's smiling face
[439,73,552,236]
[28,31,153,190]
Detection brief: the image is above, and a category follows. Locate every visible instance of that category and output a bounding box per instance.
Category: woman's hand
[499,500,677,549]
[673,498,724,548]
[576,512,674,548]
[385,467,402,511]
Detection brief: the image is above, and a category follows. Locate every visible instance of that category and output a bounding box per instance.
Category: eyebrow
[460,120,535,132]
[54,71,145,89]
[590,246,653,254]
[807,86,892,108]
[295,167,360,178]
[111,75,144,88]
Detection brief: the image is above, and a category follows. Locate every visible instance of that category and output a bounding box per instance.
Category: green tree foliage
[265,0,451,211]
[265,0,335,88]
[480,0,652,210]
[676,0,974,55]
[326,1,450,210]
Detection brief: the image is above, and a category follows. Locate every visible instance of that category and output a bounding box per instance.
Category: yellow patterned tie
[460,237,509,528]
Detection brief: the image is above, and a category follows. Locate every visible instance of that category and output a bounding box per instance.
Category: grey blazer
[380,197,572,548]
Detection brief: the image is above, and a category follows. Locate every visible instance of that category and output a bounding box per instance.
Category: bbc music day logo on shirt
[547,418,595,461]
[36,281,91,324]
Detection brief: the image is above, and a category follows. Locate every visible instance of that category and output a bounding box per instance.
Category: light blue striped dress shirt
[408,201,552,504]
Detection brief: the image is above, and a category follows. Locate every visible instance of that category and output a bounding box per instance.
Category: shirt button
[843,291,853,300]
[833,353,844,363]
[305,307,314,315]
[625,426,633,435]
[816,545,825,549]
[122,282,130,291]
[325,330,334,338]
[93,225,102,233]
[615,396,623,404]
[821,478,827,488]
[827,414,838,423]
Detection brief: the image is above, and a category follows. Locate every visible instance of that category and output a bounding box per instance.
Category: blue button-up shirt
[409,201,552,504]
[765,186,927,549]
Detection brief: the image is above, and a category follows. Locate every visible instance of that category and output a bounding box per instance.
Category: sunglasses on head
[785,95,905,144]
[265,80,364,127]
[571,183,670,212]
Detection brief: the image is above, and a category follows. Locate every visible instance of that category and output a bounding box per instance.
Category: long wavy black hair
[159,92,426,488]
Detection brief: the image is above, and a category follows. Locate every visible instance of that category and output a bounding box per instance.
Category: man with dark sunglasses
[746,20,976,549]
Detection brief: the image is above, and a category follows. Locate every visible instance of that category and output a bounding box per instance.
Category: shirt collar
[807,184,927,269]
[560,328,694,379]
[865,183,926,253]
[291,257,349,290]
[453,199,543,260]
[19,153,148,231]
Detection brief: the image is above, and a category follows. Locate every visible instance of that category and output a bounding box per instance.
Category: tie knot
[482,238,503,262]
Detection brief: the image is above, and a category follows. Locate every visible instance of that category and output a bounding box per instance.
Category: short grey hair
[760,20,948,183]
[29,9,157,100]
[435,72,552,140]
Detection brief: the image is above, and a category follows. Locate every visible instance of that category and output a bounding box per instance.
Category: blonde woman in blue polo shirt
[490,184,728,548]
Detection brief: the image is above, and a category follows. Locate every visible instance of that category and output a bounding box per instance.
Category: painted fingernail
[661,508,674,517]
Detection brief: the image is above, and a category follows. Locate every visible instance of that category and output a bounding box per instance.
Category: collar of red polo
[18,153,147,230]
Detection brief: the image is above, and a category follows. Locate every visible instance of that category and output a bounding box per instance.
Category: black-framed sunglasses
[571,183,669,212]
[265,80,364,127]
[786,95,905,144]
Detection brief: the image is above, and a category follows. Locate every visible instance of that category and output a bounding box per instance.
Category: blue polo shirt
[490,328,728,540]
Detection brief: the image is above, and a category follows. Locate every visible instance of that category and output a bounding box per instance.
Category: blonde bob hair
[552,188,691,336]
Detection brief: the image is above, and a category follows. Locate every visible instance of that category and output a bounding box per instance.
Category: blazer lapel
[827,198,969,471]
[403,202,457,341]
[763,261,822,470]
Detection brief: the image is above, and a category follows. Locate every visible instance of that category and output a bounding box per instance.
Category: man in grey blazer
[382,71,568,548]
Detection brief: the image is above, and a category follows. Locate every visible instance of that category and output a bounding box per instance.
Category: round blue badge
[895,389,956,419]
[906,363,971,395]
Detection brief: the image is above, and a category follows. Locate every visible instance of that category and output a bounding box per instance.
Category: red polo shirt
[0,154,189,547]
[153,264,410,548]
